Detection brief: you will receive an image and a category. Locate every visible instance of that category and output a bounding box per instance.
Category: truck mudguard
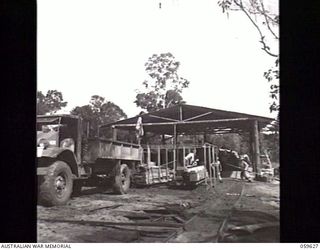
[38,148,79,177]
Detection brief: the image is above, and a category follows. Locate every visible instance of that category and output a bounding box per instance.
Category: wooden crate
[133,163,173,186]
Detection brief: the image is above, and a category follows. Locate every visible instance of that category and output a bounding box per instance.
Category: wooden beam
[173,124,177,179]
[183,112,212,122]
[112,127,117,141]
[157,146,161,179]
[39,218,184,228]
[149,114,179,122]
[203,133,208,143]
[208,146,212,188]
[204,145,207,185]
[212,147,216,186]
[165,148,169,178]
[147,145,151,165]
[183,146,185,168]
[112,118,250,128]
[158,146,161,166]
[251,120,261,176]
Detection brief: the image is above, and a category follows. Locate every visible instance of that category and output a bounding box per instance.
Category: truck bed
[83,138,142,163]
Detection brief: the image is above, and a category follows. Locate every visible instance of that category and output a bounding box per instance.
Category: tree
[71,95,127,136]
[37,90,67,115]
[165,89,185,107]
[134,53,190,112]
[218,0,279,115]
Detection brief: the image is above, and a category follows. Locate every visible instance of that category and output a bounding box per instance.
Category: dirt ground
[37,178,279,243]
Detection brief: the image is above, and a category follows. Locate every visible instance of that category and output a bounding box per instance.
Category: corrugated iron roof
[101,104,274,135]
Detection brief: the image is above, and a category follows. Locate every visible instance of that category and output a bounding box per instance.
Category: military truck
[37,114,142,206]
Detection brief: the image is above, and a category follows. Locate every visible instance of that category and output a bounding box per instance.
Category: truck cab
[37,114,141,207]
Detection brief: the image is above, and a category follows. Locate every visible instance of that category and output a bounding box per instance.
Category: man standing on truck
[135,111,144,144]
[185,148,198,167]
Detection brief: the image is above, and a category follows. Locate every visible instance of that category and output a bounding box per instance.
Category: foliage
[217,0,279,115]
[135,53,190,112]
[261,132,279,163]
[37,90,67,115]
[206,133,250,154]
[165,89,185,107]
[264,58,279,113]
[71,95,127,136]
[208,132,278,163]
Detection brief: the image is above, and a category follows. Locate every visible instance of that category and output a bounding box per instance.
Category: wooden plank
[89,204,122,212]
[38,218,184,228]
[264,150,273,168]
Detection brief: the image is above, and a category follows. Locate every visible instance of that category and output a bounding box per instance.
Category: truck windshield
[37,123,61,146]
[37,123,60,133]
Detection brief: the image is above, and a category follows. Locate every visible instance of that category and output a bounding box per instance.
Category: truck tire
[38,161,73,206]
[113,164,130,194]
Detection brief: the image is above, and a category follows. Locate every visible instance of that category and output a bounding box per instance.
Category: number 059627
[300,244,318,248]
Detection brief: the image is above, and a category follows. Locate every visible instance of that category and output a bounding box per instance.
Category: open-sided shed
[101,104,274,175]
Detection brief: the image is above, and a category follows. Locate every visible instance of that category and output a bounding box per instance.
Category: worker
[185,148,198,167]
[215,158,223,183]
[240,155,253,182]
[135,111,145,144]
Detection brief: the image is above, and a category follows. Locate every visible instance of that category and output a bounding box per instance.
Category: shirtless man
[185,148,198,167]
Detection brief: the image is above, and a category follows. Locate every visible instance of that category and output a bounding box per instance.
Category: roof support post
[179,105,183,121]
[112,127,117,141]
[173,124,177,179]
[147,145,151,165]
[165,148,169,179]
[204,145,207,186]
[208,145,213,188]
[251,120,261,177]
[204,132,208,144]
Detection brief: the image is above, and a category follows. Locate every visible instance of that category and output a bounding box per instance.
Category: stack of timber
[133,162,173,186]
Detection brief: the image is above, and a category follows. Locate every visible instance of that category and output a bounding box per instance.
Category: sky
[38,0,278,119]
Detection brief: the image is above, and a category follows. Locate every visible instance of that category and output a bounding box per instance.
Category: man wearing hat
[240,154,253,182]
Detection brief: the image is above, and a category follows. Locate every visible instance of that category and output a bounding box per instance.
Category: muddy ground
[37,178,279,243]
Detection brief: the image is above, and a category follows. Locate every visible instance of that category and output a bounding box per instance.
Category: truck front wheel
[113,164,130,194]
[38,161,73,206]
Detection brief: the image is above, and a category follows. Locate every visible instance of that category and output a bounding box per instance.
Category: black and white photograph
[36,0,279,243]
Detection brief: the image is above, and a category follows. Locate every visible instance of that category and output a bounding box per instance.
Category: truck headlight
[37,139,49,149]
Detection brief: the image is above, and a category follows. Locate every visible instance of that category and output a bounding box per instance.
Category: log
[38,218,184,228]
[89,204,122,212]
